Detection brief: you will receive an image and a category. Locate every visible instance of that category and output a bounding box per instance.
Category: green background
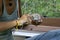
[21,0,60,18]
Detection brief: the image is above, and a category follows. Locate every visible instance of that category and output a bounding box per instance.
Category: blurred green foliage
[21,0,60,17]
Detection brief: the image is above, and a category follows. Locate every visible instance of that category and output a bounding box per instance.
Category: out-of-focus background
[21,0,60,18]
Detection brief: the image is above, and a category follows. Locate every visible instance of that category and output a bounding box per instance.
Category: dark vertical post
[18,0,22,17]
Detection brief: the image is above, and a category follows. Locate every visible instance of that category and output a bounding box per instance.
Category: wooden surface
[19,18,60,32]
[41,18,60,27]
[23,25,60,32]
[18,0,22,17]
[0,0,2,16]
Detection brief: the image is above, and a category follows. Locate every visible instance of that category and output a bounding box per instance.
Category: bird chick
[31,13,43,25]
